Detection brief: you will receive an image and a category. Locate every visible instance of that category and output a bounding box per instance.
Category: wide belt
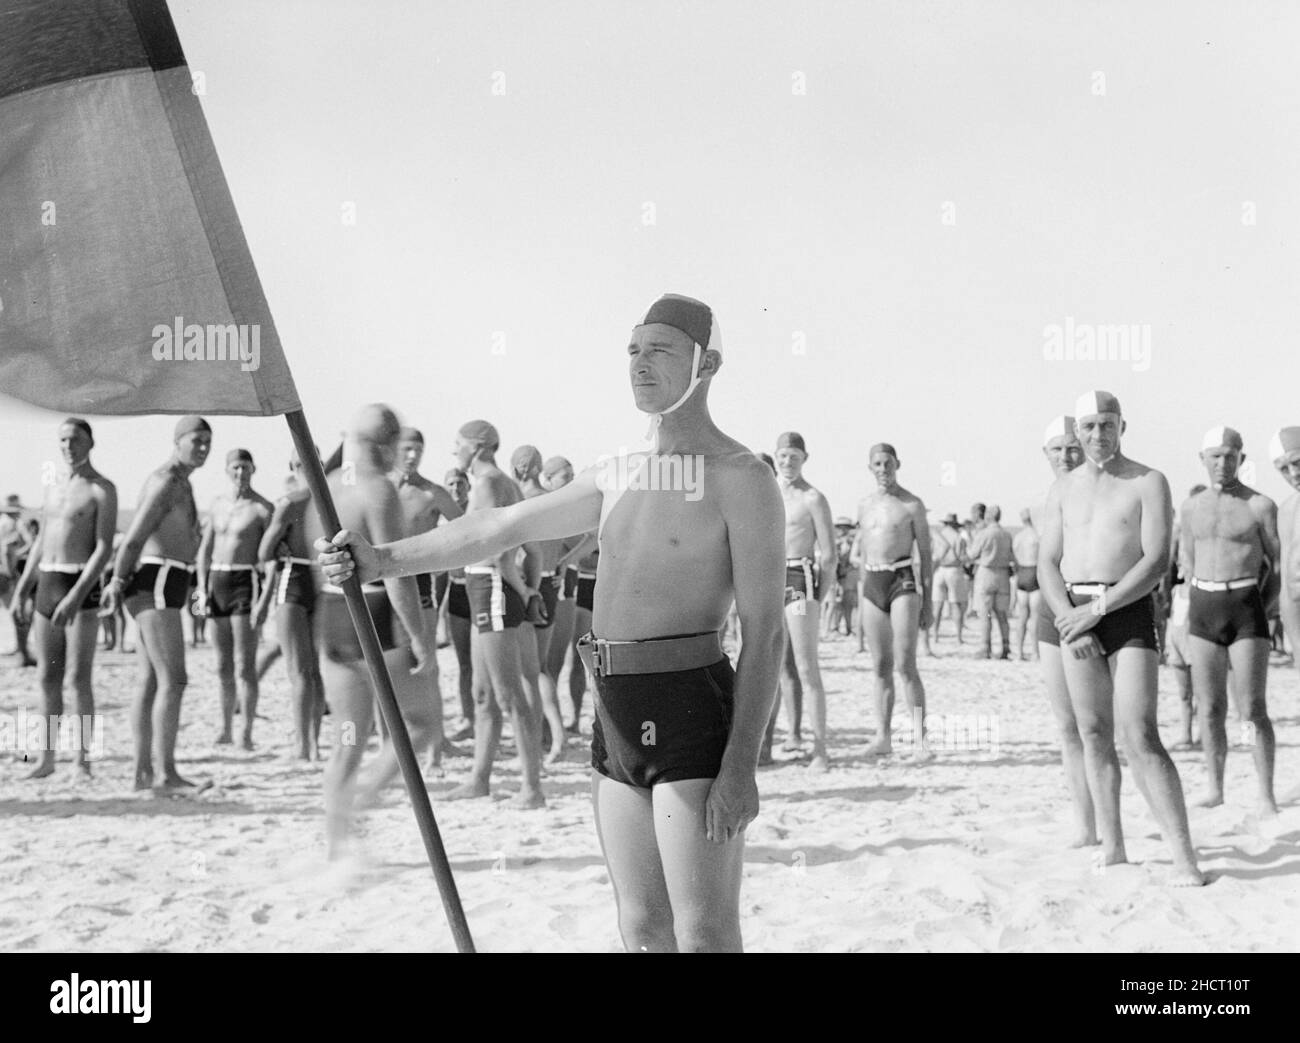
[281,556,314,567]
[1066,582,1108,597]
[577,630,723,678]
[139,555,195,572]
[39,562,90,574]
[785,557,813,567]
[1190,576,1257,592]
[209,562,256,572]
[464,565,499,576]
[864,556,912,572]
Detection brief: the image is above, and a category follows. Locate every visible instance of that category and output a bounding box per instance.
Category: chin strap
[645,342,703,450]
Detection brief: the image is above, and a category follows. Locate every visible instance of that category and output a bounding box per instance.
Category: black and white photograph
[1,0,1298,977]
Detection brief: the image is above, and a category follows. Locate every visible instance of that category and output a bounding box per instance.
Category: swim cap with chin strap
[1201,425,1243,452]
[636,294,720,449]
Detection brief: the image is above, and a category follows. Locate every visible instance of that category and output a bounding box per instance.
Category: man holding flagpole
[319,294,786,951]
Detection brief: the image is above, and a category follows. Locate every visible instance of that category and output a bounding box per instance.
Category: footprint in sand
[251,904,272,924]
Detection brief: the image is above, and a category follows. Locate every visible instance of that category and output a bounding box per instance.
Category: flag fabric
[0,0,300,416]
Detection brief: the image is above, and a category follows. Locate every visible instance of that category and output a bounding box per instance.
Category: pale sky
[3,0,1299,522]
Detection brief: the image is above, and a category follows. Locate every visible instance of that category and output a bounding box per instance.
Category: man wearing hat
[1180,426,1279,815]
[11,419,117,776]
[317,293,786,950]
[1272,426,1300,684]
[928,512,970,648]
[101,416,212,791]
[1038,391,1202,885]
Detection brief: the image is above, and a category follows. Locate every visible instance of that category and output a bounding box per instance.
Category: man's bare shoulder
[1245,487,1277,513]
[709,452,780,511]
[144,466,187,502]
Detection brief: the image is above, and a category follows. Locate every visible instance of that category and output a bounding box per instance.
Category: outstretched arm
[318,468,603,585]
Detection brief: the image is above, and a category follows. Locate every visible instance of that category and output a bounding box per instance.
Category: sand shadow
[762,784,934,804]
[745,836,959,866]
[0,796,272,817]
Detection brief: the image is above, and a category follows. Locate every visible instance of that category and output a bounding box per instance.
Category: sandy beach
[2,623,1298,953]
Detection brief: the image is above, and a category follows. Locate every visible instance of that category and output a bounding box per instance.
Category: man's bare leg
[231,613,259,750]
[134,609,193,789]
[1112,647,1203,885]
[1040,641,1098,846]
[994,608,1011,658]
[1171,661,1196,750]
[1060,652,1125,865]
[521,622,564,764]
[67,609,99,773]
[892,593,929,760]
[130,635,158,789]
[446,629,543,806]
[212,617,236,744]
[357,646,439,804]
[1189,635,1230,807]
[26,614,64,778]
[592,773,677,952]
[278,604,319,759]
[320,655,373,858]
[787,602,827,769]
[569,606,592,729]
[449,613,474,735]
[1227,636,1276,815]
[655,778,745,952]
[861,599,895,755]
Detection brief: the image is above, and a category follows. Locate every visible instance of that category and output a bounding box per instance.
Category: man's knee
[871,656,894,679]
[618,905,676,953]
[673,911,741,954]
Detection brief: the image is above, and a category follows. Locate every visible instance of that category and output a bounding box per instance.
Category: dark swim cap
[61,417,94,446]
[174,415,211,440]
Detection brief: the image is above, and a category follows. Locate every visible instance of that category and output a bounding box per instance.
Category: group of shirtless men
[14,293,1300,947]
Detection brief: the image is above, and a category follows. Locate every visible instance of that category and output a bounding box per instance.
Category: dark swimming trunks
[576,570,596,613]
[35,567,102,619]
[434,572,450,610]
[207,565,258,618]
[315,586,406,663]
[561,565,578,601]
[1016,565,1039,593]
[447,576,470,620]
[535,573,559,630]
[784,558,823,605]
[591,657,735,788]
[861,560,917,613]
[415,572,436,611]
[1188,583,1268,646]
[124,559,194,617]
[1065,585,1158,656]
[275,559,316,612]
[466,567,526,633]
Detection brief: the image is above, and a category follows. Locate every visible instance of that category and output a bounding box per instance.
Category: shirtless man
[1033,415,1096,846]
[1271,428,1300,683]
[567,539,600,730]
[929,513,969,645]
[100,416,211,791]
[969,505,1014,659]
[197,450,273,750]
[318,293,785,951]
[513,445,570,763]
[1011,508,1040,660]
[12,419,117,777]
[1039,392,1202,885]
[258,450,325,760]
[1180,427,1279,815]
[391,427,463,765]
[443,420,545,808]
[300,405,438,855]
[442,467,474,737]
[853,443,933,757]
[773,432,833,772]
